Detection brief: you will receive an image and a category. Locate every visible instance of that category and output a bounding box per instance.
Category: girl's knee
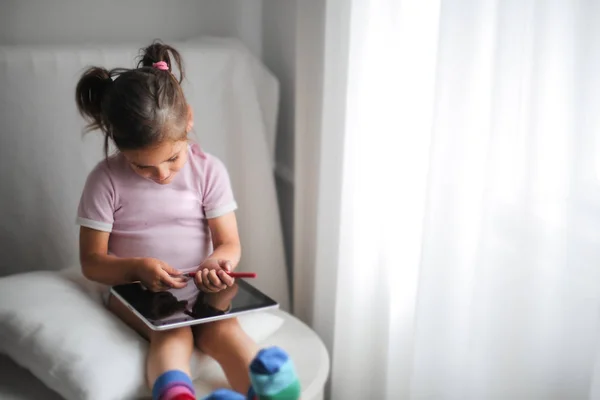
[194,318,241,351]
[150,326,194,346]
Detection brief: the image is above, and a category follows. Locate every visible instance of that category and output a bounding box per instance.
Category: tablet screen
[111,279,278,330]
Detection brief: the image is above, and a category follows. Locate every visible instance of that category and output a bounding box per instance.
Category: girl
[75,42,299,400]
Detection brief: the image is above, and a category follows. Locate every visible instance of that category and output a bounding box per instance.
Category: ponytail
[138,41,185,83]
[75,67,113,156]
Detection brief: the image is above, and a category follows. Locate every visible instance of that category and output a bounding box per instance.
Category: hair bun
[138,41,184,83]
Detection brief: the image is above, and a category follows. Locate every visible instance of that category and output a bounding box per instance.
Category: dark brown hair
[75,41,188,156]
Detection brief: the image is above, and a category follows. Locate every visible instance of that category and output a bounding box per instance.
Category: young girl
[75,42,299,400]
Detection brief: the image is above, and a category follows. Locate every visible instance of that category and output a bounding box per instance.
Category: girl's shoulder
[188,142,226,170]
[86,153,129,183]
[187,143,231,183]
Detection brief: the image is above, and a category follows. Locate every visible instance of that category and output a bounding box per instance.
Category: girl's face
[122,139,189,185]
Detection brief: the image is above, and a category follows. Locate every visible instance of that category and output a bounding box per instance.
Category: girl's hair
[75,41,188,156]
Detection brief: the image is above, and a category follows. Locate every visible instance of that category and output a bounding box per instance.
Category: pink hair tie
[152,61,169,71]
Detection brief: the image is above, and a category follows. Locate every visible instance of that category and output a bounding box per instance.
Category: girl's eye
[136,165,149,170]
[168,156,179,163]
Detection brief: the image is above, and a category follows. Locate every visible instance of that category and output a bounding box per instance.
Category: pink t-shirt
[77,143,237,273]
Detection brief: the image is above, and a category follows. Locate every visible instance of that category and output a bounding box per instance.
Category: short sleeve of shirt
[76,162,116,232]
[202,155,238,219]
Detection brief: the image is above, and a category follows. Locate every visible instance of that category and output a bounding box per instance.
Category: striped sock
[152,370,196,400]
[249,347,301,400]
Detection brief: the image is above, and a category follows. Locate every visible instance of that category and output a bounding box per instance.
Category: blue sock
[199,384,258,400]
[201,388,245,400]
[249,347,301,399]
[152,370,195,400]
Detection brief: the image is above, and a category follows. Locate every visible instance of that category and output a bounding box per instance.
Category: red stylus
[186,271,257,278]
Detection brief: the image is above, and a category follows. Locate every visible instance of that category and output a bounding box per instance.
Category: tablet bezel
[109,280,279,331]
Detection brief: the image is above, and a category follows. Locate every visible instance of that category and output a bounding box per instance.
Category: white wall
[1,1,242,47]
[0,0,265,57]
[233,0,264,60]
[262,1,296,172]
[293,0,326,318]
[262,1,297,277]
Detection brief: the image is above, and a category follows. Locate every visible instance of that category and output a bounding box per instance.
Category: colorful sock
[201,388,246,400]
[152,370,196,400]
[249,347,301,400]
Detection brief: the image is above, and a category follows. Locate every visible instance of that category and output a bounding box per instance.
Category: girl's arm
[194,212,241,292]
[80,227,136,285]
[206,212,242,268]
[80,227,186,290]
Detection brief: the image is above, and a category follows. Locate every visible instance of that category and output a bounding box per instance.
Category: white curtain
[300,0,600,398]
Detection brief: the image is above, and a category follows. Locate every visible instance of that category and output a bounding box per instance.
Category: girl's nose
[156,166,170,181]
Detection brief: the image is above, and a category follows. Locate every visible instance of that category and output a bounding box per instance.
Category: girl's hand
[194,259,235,293]
[135,258,188,292]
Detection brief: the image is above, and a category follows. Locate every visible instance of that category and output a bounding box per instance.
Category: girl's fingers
[208,269,224,288]
[202,269,221,292]
[158,270,186,289]
[217,270,234,287]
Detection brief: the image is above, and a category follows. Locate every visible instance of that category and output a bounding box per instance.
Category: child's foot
[202,347,300,400]
[153,370,196,400]
[248,347,301,400]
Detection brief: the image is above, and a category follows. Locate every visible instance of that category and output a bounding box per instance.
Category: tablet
[110,279,278,331]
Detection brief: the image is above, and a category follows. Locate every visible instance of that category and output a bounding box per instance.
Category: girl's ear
[186,105,194,133]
